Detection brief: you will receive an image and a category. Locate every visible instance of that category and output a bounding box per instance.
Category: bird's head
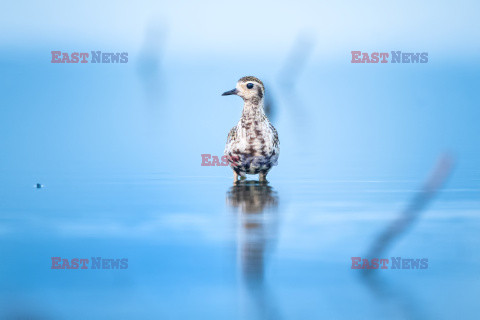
[222,76,265,104]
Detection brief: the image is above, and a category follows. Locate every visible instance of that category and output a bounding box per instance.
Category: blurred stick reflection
[361,154,454,320]
[365,154,454,261]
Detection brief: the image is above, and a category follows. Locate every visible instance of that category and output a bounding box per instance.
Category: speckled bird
[222,76,280,183]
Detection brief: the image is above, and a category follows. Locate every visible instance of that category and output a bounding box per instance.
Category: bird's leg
[233,171,238,183]
[259,172,267,183]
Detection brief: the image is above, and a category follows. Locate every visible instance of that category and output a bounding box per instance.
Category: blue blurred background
[0,1,479,319]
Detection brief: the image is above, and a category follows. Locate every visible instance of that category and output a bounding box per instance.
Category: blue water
[0,173,479,319]
[1,23,480,319]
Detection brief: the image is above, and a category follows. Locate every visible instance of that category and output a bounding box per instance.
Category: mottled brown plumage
[222,77,280,183]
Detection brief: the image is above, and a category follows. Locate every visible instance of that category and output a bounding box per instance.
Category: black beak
[222,88,238,96]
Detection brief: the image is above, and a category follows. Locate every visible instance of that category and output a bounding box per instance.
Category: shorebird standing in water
[222,76,280,183]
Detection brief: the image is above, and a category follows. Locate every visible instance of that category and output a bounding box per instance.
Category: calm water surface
[1,49,479,319]
[0,173,478,320]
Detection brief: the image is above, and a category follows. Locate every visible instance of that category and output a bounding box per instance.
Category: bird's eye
[246,83,254,89]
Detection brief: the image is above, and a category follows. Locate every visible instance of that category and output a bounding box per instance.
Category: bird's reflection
[226,181,281,320]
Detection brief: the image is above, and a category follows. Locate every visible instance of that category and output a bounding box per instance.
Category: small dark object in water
[36,183,43,189]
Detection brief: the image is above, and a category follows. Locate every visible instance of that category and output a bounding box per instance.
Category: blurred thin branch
[276,32,315,144]
[360,153,455,320]
[365,153,454,261]
[277,32,315,92]
[136,21,167,103]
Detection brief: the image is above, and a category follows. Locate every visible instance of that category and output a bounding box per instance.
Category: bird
[222,76,280,183]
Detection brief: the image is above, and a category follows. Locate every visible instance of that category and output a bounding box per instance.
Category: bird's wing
[269,123,280,148]
[227,126,237,144]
